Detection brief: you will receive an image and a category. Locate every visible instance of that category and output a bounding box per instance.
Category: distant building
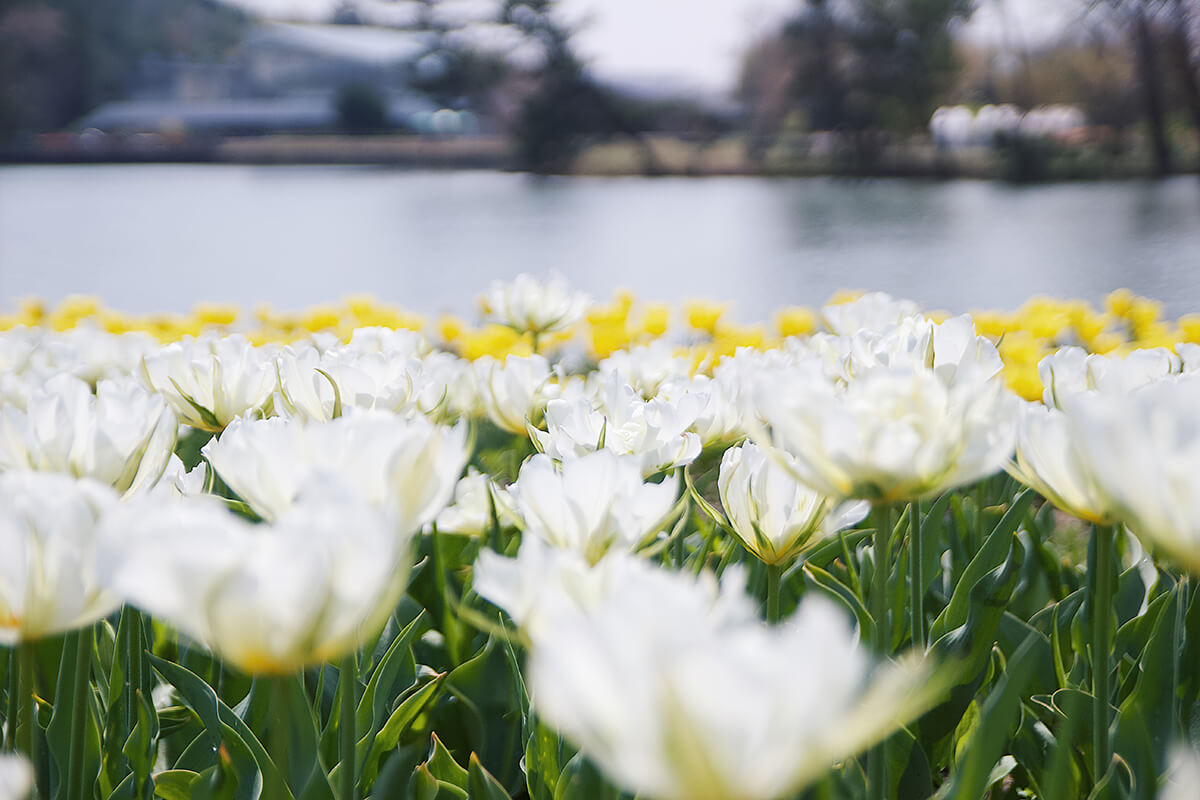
[81,22,453,136]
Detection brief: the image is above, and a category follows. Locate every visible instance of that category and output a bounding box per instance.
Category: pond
[2,164,1199,319]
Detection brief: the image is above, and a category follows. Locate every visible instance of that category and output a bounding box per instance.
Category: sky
[224,0,1079,93]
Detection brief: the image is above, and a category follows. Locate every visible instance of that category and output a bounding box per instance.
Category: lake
[2,164,1199,320]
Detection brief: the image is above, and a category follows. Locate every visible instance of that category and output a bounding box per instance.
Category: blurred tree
[500,0,662,174]
[335,82,390,133]
[739,0,977,165]
[1165,0,1200,144]
[1086,0,1176,175]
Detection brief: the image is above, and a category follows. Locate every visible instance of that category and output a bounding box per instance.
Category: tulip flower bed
[1,280,1199,800]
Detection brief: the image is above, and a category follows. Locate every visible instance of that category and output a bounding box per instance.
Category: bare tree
[1089,0,1173,175]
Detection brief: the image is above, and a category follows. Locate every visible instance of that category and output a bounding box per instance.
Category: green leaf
[123,690,160,796]
[803,563,873,635]
[356,675,445,791]
[1111,583,1180,800]
[427,733,470,789]
[468,753,513,800]
[357,611,427,748]
[554,753,614,800]
[887,726,933,800]
[153,770,200,800]
[930,489,1034,641]
[524,720,564,800]
[168,378,223,431]
[366,743,423,800]
[148,655,292,800]
[938,635,1041,800]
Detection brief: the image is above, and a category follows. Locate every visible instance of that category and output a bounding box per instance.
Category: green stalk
[68,626,93,800]
[868,505,893,800]
[265,676,293,800]
[16,639,34,760]
[909,501,925,649]
[872,506,893,655]
[430,524,461,665]
[339,655,358,800]
[1175,575,1190,733]
[124,606,144,734]
[1091,524,1114,783]
[973,482,985,554]
[765,563,782,624]
[5,647,17,750]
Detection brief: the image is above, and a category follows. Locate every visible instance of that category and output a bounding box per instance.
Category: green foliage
[3,438,1199,800]
[334,84,390,135]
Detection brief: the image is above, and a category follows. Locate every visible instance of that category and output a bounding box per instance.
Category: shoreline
[1,133,1194,181]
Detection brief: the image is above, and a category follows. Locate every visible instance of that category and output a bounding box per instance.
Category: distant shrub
[335,83,389,134]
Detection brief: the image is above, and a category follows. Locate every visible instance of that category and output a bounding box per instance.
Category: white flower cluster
[6,275,1200,800]
[475,542,931,800]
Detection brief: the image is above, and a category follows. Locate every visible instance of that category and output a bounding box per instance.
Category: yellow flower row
[3,289,1194,402]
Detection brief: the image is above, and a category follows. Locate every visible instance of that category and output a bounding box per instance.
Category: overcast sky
[225,0,1078,93]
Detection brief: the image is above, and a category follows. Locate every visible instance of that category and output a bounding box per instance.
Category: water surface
[2,165,1198,318]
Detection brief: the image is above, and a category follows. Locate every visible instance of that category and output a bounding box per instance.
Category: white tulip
[1162,746,1200,800]
[0,754,33,800]
[535,376,701,476]
[528,558,932,800]
[1063,377,1200,571]
[34,326,158,384]
[0,473,119,644]
[719,442,868,565]
[840,315,1003,388]
[473,536,612,640]
[434,468,519,536]
[480,273,589,335]
[510,451,678,562]
[153,454,210,499]
[754,363,1017,503]
[99,481,410,674]
[416,351,479,422]
[0,374,177,496]
[343,327,429,358]
[203,411,467,528]
[1177,343,1200,373]
[473,353,556,434]
[598,341,693,397]
[0,328,37,376]
[1005,401,1113,524]
[140,335,276,431]
[476,539,753,645]
[821,292,923,336]
[658,374,745,446]
[1039,346,1181,408]
[274,343,418,421]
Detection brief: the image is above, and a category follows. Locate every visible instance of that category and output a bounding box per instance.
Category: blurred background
[1,0,1199,318]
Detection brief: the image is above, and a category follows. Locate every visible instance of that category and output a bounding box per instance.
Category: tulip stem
[909,502,925,649]
[765,563,782,623]
[16,639,34,760]
[5,648,17,750]
[1091,523,1114,783]
[339,654,358,800]
[68,626,93,800]
[124,605,144,734]
[1175,575,1190,733]
[266,676,293,800]
[868,505,893,800]
[872,506,893,655]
